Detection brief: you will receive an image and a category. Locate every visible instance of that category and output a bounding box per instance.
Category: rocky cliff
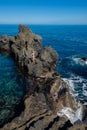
[0,25,58,78]
[0,25,87,130]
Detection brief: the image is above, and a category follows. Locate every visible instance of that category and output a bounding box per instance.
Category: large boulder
[0,35,10,53]
[40,46,58,63]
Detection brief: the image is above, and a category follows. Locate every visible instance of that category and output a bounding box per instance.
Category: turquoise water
[0,55,25,126]
[0,25,87,126]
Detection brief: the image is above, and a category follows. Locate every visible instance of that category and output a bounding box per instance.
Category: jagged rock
[75,57,87,65]
[0,25,58,77]
[40,46,58,63]
[0,93,52,130]
[0,77,85,130]
[68,124,87,130]
[0,35,10,53]
[0,25,86,130]
[82,106,87,121]
[81,57,87,64]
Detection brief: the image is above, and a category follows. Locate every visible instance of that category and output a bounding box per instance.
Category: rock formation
[0,25,87,130]
[81,57,87,65]
[0,25,58,78]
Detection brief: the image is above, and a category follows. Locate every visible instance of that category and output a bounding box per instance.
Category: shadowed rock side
[0,25,87,130]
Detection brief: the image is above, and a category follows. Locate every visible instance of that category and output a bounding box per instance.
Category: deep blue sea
[0,25,87,124]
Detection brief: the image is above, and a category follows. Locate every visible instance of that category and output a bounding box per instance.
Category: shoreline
[0,25,87,130]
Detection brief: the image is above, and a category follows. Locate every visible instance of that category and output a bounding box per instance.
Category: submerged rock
[74,57,87,65]
[81,57,87,64]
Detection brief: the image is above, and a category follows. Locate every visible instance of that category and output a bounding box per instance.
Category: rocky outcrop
[74,57,87,65]
[0,35,11,53]
[0,76,86,130]
[0,25,87,130]
[0,25,58,78]
[81,57,87,64]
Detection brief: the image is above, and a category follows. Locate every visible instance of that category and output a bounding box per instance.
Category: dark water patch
[0,54,26,127]
[0,24,18,36]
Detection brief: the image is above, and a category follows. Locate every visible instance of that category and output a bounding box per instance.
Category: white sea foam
[57,104,83,124]
[83,83,87,90]
[85,61,87,65]
[72,57,87,66]
[63,77,75,95]
[62,74,87,105]
[83,102,87,105]
[72,57,80,64]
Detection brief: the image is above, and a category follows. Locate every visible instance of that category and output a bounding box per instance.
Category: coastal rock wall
[0,25,58,78]
[0,25,87,130]
[0,77,86,130]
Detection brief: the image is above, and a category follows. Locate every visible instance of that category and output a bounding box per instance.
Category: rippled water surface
[0,54,26,126]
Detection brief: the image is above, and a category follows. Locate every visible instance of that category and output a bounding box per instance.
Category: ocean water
[0,54,26,126]
[30,25,87,105]
[0,25,26,126]
[0,25,87,125]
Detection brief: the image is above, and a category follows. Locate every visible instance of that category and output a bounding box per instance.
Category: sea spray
[56,78,84,124]
[63,76,87,105]
[57,103,83,124]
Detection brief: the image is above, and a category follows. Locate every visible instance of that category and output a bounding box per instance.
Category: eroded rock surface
[0,25,87,130]
[0,25,58,78]
[0,76,86,130]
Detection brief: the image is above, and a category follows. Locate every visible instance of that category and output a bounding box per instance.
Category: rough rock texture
[0,76,87,130]
[0,25,58,77]
[0,25,87,130]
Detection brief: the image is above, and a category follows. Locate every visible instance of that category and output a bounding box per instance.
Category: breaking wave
[57,55,87,105]
[63,75,87,105]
